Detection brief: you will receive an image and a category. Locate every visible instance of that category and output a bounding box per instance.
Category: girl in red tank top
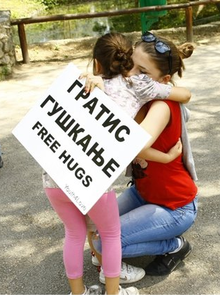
[134,100,197,210]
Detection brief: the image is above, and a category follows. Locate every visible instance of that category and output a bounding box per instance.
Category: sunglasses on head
[141,31,172,75]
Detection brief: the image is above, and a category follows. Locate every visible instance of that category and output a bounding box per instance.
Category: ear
[161,74,171,84]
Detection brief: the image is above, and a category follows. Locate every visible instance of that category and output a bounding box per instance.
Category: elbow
[183,91,191,104]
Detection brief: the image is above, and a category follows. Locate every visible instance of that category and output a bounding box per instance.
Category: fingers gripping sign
[79,73,105,93]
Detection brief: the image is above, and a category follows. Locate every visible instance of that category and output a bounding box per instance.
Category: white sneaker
[92,254,101,267]
[104,286,139,295]
[118,285,139,295]
[87,285,103,295]
[99,262,145,284]
[70,285,103,295]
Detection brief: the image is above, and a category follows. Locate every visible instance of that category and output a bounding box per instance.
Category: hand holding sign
[80,73,105,93]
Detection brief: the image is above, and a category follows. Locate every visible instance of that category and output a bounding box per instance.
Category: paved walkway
[1,42,220,294]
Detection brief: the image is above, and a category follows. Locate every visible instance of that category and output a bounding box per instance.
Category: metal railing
[11,0,220,63]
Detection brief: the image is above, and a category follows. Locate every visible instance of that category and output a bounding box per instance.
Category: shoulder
[147,99,170,110]
[130,74,152,83]
[104,75,125,85]
[150,100,179,111]
[145,100,171,123]
[148,101,181,127]
[146,100,171,125]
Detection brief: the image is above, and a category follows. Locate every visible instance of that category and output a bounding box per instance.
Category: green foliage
[38,0,59,10]
[37,0,81,10]
[110,14,141,33]
[192,3,219,19]
[1,0,44,18]
[38,0,135,11]
[146,2,220,30]
[151,9,185,30]
[0,65,11,80]
[93,14,141,35]
[93,21,108,35]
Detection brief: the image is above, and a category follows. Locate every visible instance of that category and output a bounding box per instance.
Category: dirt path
[1,24,220,294]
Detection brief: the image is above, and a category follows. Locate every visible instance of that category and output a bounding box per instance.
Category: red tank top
[134,100,197,210]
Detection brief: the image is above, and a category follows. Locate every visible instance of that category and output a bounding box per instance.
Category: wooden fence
[11,0,220,63]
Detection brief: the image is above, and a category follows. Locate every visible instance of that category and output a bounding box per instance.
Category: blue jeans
[118,185,198,258]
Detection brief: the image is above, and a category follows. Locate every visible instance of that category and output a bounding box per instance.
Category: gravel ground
[1,24,220,294]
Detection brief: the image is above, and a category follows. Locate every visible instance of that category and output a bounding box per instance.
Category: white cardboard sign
[12,63,151,214]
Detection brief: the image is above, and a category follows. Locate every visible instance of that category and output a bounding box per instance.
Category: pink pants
[45,188,121,279]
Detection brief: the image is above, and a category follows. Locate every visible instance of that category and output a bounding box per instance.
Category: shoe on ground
[118,285,139,295]
[70,285,103,295]
[99,262,145,284]
[92,253,101,267]
[145,236,192,276]
[87,285,103,295]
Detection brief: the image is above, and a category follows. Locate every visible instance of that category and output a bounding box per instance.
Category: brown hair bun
[178,43,195,59]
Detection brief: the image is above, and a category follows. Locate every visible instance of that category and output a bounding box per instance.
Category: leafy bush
[110,14,141,33]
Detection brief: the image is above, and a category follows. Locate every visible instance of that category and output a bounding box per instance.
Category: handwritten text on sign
[12,63,151,214]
